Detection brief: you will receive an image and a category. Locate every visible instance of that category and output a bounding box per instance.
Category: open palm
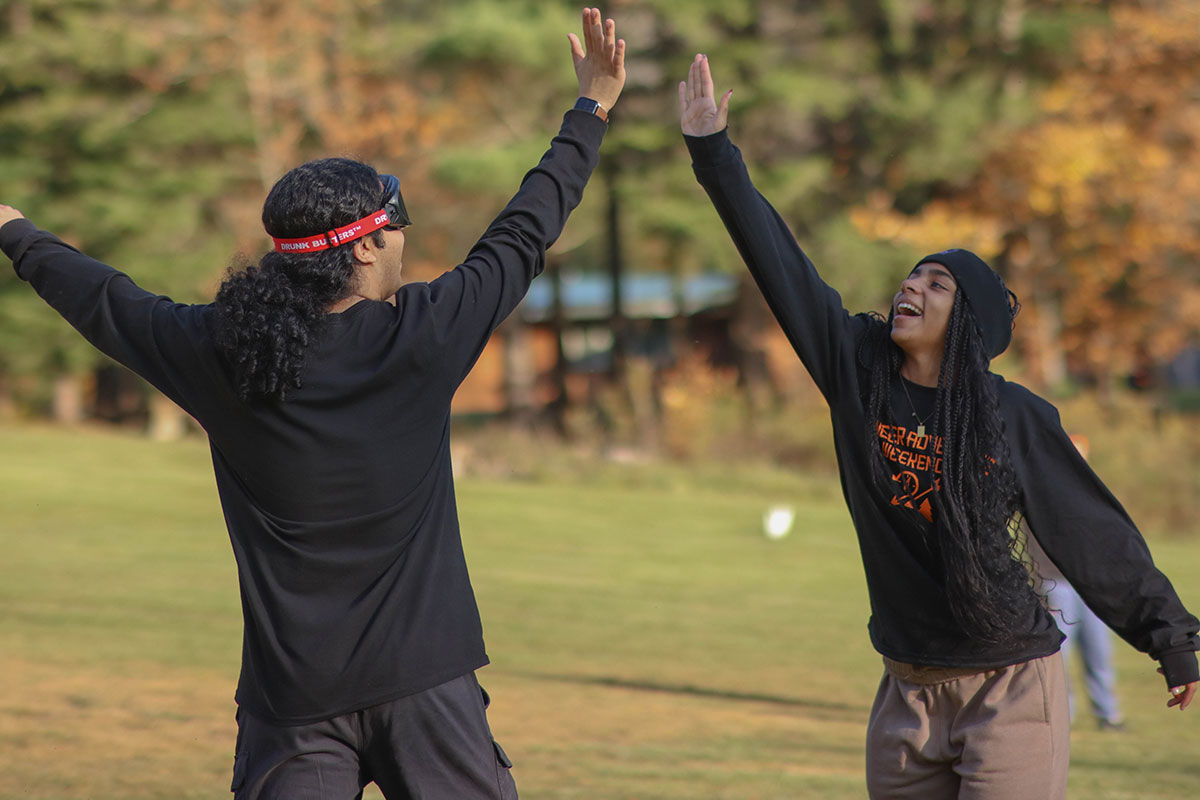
[678,54,731,136]
[567,7,626,111]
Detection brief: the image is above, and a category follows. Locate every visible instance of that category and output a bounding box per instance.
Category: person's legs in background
[1071,600,1123,728]
[1046,579,1123,730]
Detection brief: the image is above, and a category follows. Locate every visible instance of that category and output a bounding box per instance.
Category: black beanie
[916,249,1014,359]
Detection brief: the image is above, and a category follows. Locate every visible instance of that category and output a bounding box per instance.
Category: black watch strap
[573,96,608,123]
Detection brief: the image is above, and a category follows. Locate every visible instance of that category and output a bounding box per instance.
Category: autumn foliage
[1,0,1197,414]
[853,0,1200,388]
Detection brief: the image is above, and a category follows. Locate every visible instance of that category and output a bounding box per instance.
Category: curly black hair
[215,158,388,401]
[859,292,1038,644]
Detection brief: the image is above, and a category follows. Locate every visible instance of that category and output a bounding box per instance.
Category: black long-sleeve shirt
[2,109,608,724]
[686,128,1199,688]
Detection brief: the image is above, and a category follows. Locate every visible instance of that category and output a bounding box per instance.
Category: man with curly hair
[0,10,625,798]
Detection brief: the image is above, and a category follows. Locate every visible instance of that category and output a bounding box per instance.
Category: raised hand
[678,53,732,137]
[568,8,626,112]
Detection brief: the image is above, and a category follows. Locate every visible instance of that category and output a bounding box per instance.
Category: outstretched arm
[1,206,208,415]
[1012,394,1199,711]
[679,55,865,402]
[424,8,626,386]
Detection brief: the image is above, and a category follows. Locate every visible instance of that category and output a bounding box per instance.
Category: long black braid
[859,292,1037,644]
[215,158,387,402]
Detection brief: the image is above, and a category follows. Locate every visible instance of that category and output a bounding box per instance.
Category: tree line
[1,0,1195,426]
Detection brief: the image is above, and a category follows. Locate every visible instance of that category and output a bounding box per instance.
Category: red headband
[270,209,391,253]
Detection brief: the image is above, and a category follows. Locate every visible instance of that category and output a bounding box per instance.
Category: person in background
[1028,434,1125,731]
[678,52,1196,800]
[0,9,625,798]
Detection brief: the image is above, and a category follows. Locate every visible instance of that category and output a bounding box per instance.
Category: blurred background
[1,1,1198,798]
[1,0,1197,515]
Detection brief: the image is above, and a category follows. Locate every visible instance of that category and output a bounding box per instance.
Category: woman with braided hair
[679,53,1197,799]
[858,260,1037,646]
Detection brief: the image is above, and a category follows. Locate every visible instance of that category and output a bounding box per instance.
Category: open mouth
[896,301,923,317]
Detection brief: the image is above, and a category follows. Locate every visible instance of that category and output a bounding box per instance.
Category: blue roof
[520,271,739,322]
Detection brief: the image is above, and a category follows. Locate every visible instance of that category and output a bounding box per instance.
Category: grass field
[1,423,1197,799]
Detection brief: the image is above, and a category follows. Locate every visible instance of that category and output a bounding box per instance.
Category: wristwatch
[573,96,608,123]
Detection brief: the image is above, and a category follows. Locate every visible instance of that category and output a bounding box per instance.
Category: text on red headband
[270,209,391,253]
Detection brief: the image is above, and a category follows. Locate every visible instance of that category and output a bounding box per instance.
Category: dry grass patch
[0,657,235,800]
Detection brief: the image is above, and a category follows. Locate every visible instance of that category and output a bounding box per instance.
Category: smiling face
[890,261,958,356]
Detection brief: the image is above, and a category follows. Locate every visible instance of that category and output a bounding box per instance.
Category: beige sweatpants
[865,654,1070,800]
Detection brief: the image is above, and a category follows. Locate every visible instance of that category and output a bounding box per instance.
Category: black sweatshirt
[2,109,608,724]
[686,128,1199,688]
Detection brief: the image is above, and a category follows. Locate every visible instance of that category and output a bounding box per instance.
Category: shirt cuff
[1,218,40,269]
[565,107,610,135]
[1160,649,1199,689]
[683,127,737,167]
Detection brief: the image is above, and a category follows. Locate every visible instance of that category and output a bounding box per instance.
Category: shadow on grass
[506,669,866,716]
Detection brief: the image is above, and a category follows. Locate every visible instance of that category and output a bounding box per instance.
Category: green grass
[0,423,1197,799]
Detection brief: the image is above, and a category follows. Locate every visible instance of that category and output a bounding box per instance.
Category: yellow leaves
[1038,85,1075,115]
[1014,120,1178,234]
[850,195,1004,258]
[1076,3,1199,73]
[1023,124,1105,217]
[852,0,1200,383]
[1111,3,1200,59]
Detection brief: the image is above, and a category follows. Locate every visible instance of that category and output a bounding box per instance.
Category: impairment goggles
[270,173,413,254]
[379,174,412,229]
